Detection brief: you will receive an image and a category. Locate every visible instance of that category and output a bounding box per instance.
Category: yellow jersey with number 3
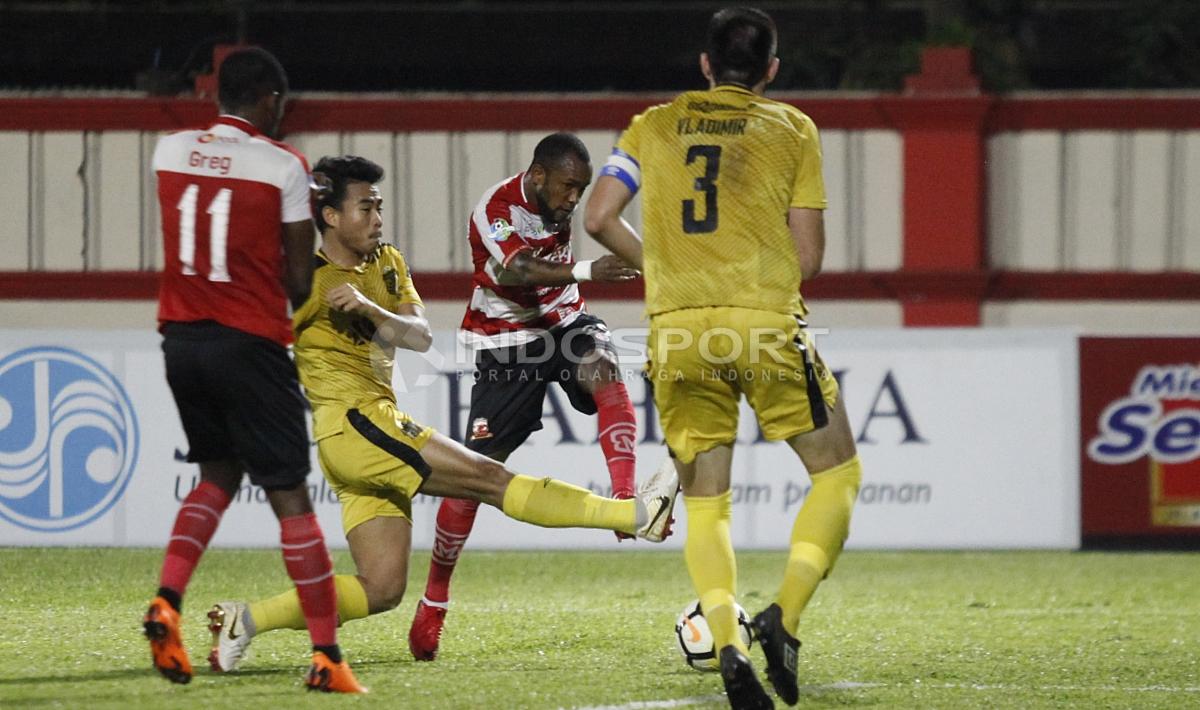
[292,243,423,441]
[606,84,825,317]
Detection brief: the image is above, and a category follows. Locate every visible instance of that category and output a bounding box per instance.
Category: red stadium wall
[2,52,1199,323]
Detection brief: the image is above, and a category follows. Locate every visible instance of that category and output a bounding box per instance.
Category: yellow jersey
[608,84,826,316]
[293,244,424,441]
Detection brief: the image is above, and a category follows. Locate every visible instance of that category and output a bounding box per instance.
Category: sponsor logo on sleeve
[489,218,516,242]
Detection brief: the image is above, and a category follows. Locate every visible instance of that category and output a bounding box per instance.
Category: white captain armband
[599,148,641,195]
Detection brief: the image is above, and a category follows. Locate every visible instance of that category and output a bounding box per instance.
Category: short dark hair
[312,155,385,234]
[706,7,777,87]
[531,132,590,172]
[218,47,288,112]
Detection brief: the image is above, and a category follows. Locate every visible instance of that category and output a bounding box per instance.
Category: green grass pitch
[1,548,1198,709]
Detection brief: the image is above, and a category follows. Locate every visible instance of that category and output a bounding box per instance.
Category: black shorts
[465,314,615,456]
[162,320,310,489]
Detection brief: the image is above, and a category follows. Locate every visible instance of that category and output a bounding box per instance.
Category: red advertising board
[1081,337,1200,547]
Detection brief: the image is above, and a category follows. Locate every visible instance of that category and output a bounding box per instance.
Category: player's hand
[326,283,378,317]
[591,254,640,283]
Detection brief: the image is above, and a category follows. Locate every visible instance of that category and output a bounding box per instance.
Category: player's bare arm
[326,283,432,352]
[583,175,645,270]
[281,220,317,308]
[788,207,826,280]
[503,251,638,287]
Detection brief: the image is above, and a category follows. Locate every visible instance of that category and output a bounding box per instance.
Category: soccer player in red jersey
[408,133,653,661]
[143,47,363,693]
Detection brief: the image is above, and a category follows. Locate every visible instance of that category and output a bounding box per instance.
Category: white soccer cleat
[636,456,680,542]
[207,601,253,672]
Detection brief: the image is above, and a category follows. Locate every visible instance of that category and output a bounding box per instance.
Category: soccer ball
[674,599,753,672]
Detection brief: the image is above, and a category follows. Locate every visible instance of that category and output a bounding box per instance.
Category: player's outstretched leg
[719,646,774,710]
[415,431,678,541]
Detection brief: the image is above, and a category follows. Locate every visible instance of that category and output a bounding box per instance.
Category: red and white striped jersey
[155,115,312,346]
[460,172,587,349]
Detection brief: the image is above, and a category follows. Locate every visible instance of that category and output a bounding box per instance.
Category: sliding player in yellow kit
[204,155,678,676]
[585,8,862,709]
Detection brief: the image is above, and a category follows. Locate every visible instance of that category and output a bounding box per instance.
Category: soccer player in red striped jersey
[409,133,653,661]
[143,47,363,693]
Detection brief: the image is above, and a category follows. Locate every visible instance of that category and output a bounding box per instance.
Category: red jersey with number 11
[155,115,312,345]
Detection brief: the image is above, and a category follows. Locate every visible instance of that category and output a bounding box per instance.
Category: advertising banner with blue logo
[1081,337,1200,547]
[0,328,1079,550]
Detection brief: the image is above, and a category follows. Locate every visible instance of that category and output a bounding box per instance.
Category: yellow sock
[501,474,637,533]
[249,574,370,633]
[778,455,862,633]
[684,491,747,654]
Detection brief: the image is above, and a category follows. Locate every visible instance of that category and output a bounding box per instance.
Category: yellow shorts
[647,306,840,463]
[316,399,437,534]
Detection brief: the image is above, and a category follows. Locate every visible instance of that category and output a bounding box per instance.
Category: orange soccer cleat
[408,599,447,661]
[143,596,193,684]
[304,651,367,694]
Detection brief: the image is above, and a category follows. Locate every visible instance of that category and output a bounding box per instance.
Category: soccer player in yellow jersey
[205,155,678,674]
[585,8,862,709]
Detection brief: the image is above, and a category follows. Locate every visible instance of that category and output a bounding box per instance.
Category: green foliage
[1,548,1198,708]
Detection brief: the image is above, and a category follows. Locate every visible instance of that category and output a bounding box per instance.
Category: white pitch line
[916,682,1200,694]
[572,694,725,710]
[573,683,878,710]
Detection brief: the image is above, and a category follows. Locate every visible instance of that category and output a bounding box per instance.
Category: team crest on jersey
[382,266,399,295]
[330,308,376,346]
[470,417,493,441]
[489,218,516,242]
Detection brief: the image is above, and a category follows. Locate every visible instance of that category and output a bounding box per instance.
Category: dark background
[2,0,1199,93]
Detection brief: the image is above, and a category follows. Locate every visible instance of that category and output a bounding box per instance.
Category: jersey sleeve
[391,250,425,308]
[473,197,530,267]
[790,115,827,210]
[601,112,646,195]
[280,156,314,224]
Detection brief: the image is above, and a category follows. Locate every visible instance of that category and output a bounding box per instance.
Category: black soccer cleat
[718,645,774,710]
[752,604,800,705]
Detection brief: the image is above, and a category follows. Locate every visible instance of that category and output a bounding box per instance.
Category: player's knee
[476,457,510,483]
[467,458,513,506]
[580,355,619,387]
[371,575,408,612]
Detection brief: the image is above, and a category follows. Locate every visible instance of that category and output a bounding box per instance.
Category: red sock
[423,497,481,604]
[159,480,233,595]
[595,381,637,498]
[280,513,337,648]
